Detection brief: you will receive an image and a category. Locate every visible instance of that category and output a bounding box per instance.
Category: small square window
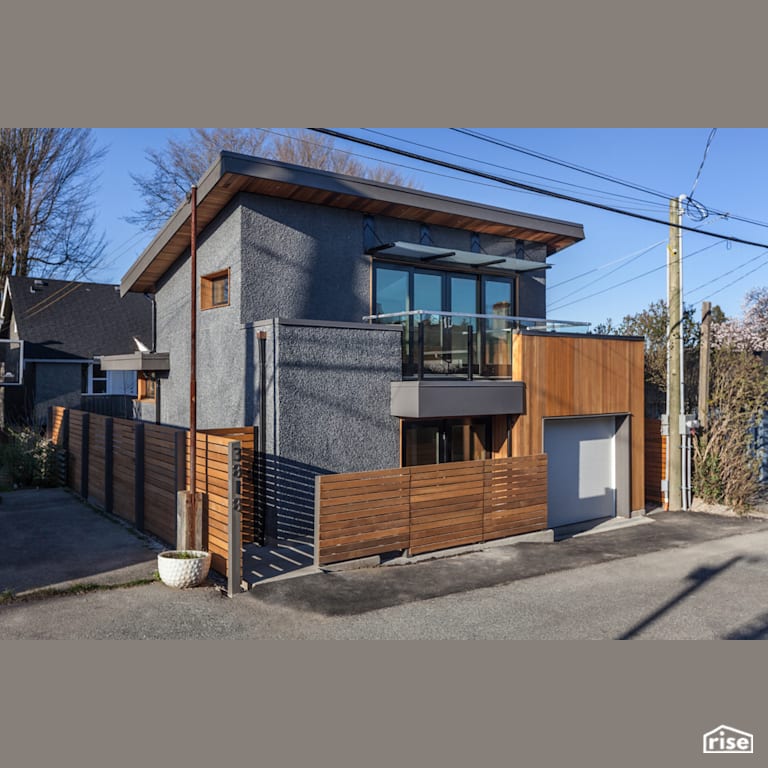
[138,373,156,401]
[201,269,230,310]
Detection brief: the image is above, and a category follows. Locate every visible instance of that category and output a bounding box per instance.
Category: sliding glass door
[373,263,516,377]
[403,417,491,466]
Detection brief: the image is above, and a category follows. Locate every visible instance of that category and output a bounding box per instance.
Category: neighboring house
[0,277,152,426]
[107,151,645,545]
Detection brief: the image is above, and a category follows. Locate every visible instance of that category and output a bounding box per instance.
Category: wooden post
[227,440,243,597]
[667,197,683,511]
[104,417,114,514]
[134,421,145,531]
[314,474,321,568]
[698,301,712,430]
[80,412,89,499]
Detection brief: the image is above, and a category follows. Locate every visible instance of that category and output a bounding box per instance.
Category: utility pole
[667,196,683,511]
[697,301,712,430]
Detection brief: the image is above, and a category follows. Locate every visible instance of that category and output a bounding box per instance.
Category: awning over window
[98,351,170,372]
[367,241,551,273]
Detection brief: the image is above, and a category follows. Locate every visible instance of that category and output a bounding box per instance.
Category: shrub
[694,347,768,510]
[0,426,58,488]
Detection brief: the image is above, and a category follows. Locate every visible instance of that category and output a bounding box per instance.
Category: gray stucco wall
[154,201,244,429]
[265,320,402,541]
[33,363,83,424]
[238,194,548,324]
[240,194,370,324]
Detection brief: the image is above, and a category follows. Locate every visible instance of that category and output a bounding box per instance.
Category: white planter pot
[157,550,212,589]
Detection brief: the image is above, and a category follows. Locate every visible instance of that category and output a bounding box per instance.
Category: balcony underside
[391,379,525,419]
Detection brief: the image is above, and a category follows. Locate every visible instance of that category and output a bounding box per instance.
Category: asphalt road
[2,496,768,638]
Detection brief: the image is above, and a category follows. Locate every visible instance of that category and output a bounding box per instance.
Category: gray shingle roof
[7,277,152,361]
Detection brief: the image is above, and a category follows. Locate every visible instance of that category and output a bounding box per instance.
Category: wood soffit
[122,153,585,295]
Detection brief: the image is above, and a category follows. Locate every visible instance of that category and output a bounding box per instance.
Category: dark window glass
[211,275,228,306]
[403,417,491,466]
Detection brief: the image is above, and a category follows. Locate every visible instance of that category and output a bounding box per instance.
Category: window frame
[137,372,157,402]
[201,268,230,310]
[401,416,492,466]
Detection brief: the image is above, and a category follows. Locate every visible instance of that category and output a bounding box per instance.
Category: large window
[373,263,515,377]
[403,417,491,466]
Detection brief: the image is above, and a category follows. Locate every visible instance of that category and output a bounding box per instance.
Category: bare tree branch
[0,128,106,282]
[127,128,416,231]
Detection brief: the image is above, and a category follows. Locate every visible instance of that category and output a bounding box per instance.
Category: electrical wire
[310,129,768,250]
[452,127,768,233]
[361,128,673,213]
[21,229,148,320]
[694,253,768,301]
[549,241,666,303]
[452,127,672,201]
[548,240,726,313]
[689,129,717,200]
[261,128,672,216]
[686,247,768,300]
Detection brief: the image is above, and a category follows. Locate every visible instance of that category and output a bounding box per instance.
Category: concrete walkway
[0,487,163,596]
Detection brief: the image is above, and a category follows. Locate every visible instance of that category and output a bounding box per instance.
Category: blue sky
[89,128,768,327]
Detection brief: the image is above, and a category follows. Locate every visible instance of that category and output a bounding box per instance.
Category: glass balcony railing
[364,310,590,379]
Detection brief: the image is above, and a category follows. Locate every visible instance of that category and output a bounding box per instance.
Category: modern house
[0,276,152,425]
[107,151,645,549]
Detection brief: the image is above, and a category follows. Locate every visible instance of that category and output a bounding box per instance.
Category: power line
[311,129,768,250]
[549,241,666,302]
[689,128,717,199]
[452,127,671,201]
[686,247,768,300]
[261,128,672,216]
[694,253,768,301]
[548,240,726,313]
[549,214,730,302]
[362,128,673,213]
[453,127,768,233]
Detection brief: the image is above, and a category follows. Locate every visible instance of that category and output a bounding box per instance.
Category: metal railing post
[417,319,425,380]
[467,325,474,381]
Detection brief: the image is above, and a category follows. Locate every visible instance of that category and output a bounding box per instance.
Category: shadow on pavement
[0,488,162,594]
[249,512,768,617]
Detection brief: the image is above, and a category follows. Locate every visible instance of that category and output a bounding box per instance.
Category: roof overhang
[367,241,551,273]
[98,351,170,372]
[120,151,585,296]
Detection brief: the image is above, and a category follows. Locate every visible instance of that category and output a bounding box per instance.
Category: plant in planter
[157,550,212,588]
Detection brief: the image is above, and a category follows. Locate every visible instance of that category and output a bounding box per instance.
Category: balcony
[364,310,590,380]
[364,310,590,419]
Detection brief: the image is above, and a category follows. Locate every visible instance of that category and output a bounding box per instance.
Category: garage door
[544,416,618,527]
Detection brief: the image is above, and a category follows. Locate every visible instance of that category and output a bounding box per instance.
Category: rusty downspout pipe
[189,185,198,501]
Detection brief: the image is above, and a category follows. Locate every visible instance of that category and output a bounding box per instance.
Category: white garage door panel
[544,417,616,527]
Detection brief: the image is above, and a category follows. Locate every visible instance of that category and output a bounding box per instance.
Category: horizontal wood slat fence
[315,454,548,566]
[49,406,255,579]
[644,418,666,506]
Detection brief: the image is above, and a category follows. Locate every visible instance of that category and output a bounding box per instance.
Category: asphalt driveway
[4,487,768,639]
[0,487,162,595]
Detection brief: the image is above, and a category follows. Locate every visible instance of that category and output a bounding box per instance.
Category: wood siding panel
[644,417,666,505]
[50,409,257,580]
[316,455,548,565]
[511,333,645,512]
[316,468,410,566]
[67,411,85,494]
[87,414,107,508]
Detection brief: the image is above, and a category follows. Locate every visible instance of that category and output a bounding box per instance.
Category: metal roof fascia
[119,154,226,296]
[120,151,585,295]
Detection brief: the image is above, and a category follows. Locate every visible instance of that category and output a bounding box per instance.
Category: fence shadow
[260,453,332,544]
